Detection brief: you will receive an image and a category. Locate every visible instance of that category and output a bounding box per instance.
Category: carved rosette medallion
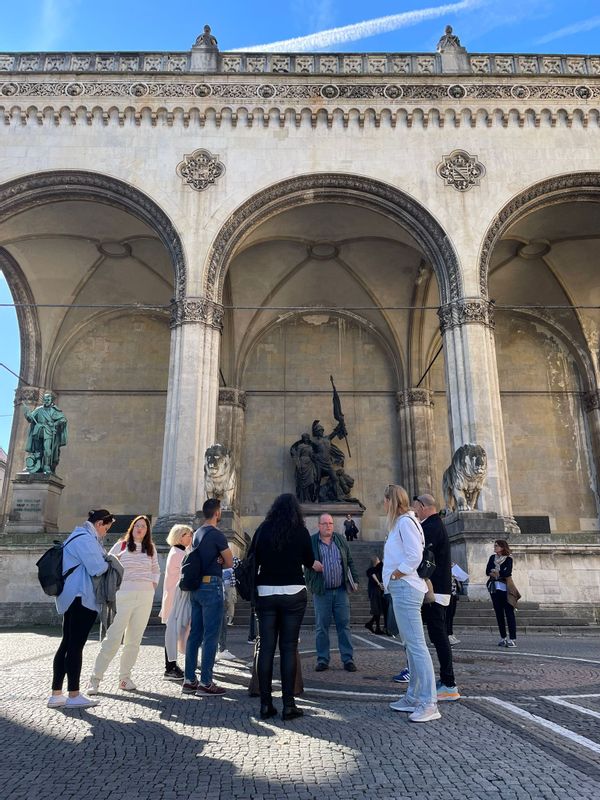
[396,389,434,411]
[170,298,224,330]
[583,389,600,413]
[438,299,495,333]
[436,149,486,192]
[218,387,247,410]
[176,148,225,192]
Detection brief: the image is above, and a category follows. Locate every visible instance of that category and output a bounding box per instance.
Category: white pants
[92,589,153,682]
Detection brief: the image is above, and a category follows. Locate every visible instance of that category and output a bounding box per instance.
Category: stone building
[0,27,599,614]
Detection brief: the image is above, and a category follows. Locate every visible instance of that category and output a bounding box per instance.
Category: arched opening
[482,175,600,532]
[0,171,185,531]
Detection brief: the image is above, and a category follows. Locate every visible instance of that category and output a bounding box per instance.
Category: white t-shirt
[382,511,428,594]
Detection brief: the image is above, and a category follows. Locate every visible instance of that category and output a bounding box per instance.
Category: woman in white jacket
[383,484,440,723]
[88,515,160,693]
[159,524,193,680]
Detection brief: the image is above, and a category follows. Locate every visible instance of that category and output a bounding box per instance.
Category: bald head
[412,493,437,521]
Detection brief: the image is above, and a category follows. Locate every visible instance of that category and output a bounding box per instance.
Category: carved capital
[396,389,434,411]
[438,298,495,333]
[583,389,600,413]
[218,387,247,410]
[14,386,42,406]
[176,148,225,192]
[170,297,224,330]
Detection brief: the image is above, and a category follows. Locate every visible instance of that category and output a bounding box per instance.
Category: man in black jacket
[413,493,460,702]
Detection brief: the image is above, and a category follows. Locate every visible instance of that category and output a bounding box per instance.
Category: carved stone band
[438,299,495,333]
[170,298,224,330]
[218,388,247,410]
[396,389,434,410]
[583,390,600,413]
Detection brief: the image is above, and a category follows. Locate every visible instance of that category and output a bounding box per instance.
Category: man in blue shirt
[305,513,359,672]
[182,499,233,696]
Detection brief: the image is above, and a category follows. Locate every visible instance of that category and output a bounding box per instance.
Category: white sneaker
[47,694,67,708]
[389,697,416,713]
[65,694,99,709]
[409,703,441,723]
[86,677,100,696]
[119,678,137,691]
[507,639,517,648]
[448,634,460,646]
[217,649,238,661]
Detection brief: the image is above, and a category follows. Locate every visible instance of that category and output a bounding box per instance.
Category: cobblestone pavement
[2,627,600,800]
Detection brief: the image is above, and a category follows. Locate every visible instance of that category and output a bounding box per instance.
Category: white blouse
[382,511,427,594]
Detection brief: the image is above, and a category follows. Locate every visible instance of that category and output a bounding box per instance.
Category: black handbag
[234,527,262,602]
[403,516,436,579]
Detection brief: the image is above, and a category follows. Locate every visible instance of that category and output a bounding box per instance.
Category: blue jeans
[389,579,436,707]
[313,586,354,665]
[184,577,224,685]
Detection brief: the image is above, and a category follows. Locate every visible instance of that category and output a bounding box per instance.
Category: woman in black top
[486,539,517,647]
[253,494,322,720]
[365,556,385,634]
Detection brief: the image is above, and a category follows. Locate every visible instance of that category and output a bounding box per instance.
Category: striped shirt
[318,537,343,589]
[109,541,160,591]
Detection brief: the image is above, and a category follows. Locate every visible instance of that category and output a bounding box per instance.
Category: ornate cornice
[218,388,247,410]
[206,173,461,306]
[583,390,600,413]
[438,298,496,334]
[479,173,600,298]
[170,297,224,330]
[0,171,187,300]
[396,389,434,410]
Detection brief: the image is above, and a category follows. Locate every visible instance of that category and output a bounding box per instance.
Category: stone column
[583,389,600,510]
[438,299,514,521]
[396,388,435,497]
[154,298,223,531]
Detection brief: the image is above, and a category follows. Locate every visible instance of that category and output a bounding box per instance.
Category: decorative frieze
[176,148,225,192]
[396,389,434,411]
[218,388,247,410]
[583,390,600,413]
[436,150,486,192]
[170,298,224,330]
[438,299,496,333]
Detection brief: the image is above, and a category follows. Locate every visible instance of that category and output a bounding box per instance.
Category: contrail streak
[536,15,600,45]
[237,0,483,53]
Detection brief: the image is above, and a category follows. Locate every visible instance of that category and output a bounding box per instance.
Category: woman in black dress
[365,555,386,634]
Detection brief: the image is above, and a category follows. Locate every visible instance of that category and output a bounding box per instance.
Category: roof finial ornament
[195,24,218,49]
[437,24,462,52]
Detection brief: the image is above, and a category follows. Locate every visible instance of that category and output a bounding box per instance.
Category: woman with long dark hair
[253,493,322,720]
[486,539,517,647]
[88,515,160,693]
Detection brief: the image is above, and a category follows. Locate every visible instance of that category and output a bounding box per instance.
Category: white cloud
[238,0,485,52]
[535,15,600,45]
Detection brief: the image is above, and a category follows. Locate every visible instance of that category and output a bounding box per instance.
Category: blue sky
[1,0,600,450]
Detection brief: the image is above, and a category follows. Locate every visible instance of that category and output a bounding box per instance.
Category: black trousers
[52,597,98,692]
[446,595,458,636]
[256,589,307,707]
[491,591,517,640]
[421,601,455,687]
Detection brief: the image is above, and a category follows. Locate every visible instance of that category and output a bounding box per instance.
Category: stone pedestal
[6,473,65,534]
[445,510,512,600]
[300,503,365,537]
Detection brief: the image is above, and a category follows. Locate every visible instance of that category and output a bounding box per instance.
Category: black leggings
[491,590,517,640]
[52,597,98,692]
[256,589,307,707]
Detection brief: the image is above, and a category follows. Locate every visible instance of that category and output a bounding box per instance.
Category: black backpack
[402,516,436,579]
[179,527,208,592]
[36,532,86,596]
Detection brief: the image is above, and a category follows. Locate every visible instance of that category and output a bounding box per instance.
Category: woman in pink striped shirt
[88,515,160,693]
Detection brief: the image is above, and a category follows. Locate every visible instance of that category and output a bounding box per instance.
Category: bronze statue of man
[23,391,68,475]
[310,419,346,501]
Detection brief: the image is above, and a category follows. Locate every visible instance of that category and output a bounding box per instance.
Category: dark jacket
[485,555,513,582]
[254,523,314,586]
[421,513,452,596]
[304,532,358,596]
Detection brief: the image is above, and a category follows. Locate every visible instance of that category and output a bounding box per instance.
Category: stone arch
[0,169,187,299]
[0,247,41,387]
[479,171,600,299]
[205,173,462,306]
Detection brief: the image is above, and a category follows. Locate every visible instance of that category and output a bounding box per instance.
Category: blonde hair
[384,484,410,532]
[166,524,193,547]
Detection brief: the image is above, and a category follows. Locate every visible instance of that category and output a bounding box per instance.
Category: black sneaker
[164,666,184,681]
[344,661,357,673]
[315,661,329,672]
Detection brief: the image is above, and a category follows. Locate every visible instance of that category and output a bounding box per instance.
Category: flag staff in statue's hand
[330,375,351,458]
